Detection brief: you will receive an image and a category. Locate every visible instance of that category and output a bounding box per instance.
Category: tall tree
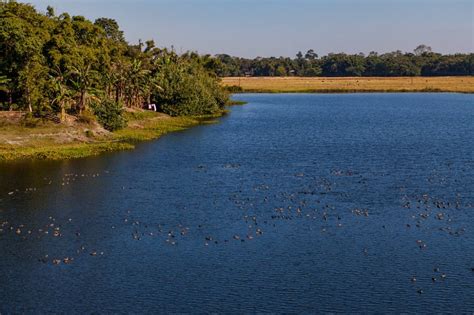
[414,44,432,56]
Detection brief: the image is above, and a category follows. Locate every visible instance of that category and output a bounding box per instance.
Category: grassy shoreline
[0,110,225,162]
[2,75,471,162]
[228,88,462,94]
[222,76,474,94]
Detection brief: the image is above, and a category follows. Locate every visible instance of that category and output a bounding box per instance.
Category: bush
[20,112,40,128]
[92,99,127,131]
[153,59,229,116]
[85,130,94,138]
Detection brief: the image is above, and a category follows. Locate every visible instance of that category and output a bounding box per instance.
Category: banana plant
[124,59,150,108]
[68,63,99,114]
[49,67,71,121]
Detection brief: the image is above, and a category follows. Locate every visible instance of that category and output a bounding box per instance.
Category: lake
[0,93,473,313]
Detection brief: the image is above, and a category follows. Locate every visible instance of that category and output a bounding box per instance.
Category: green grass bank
[0,109,226,162]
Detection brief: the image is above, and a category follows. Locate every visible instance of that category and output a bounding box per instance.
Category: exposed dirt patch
[0,111,24,125]
[0,112,111,146]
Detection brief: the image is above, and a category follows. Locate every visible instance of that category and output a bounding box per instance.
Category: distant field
[222,77,474,93]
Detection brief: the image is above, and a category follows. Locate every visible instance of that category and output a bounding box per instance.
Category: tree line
[212,46,473,77]
[0,1,228,130]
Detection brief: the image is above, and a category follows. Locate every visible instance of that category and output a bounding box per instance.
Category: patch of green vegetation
[85,130,94,138]
[123,110,158,121]
[0,142,134,161]
[215,47,472,77]
[0,110,227,162]
[114,115,201,142]
[92,100,127,131]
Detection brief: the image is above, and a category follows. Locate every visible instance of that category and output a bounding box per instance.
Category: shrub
[153,59,229,116]
[20,113,40,128]
[85,130,94,138]
[92,99,127,131]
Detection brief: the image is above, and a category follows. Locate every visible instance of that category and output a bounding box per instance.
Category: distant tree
[304,66,322,76]
[305,49,318,60]
[94,18,125,43]
[46,5,55,18]
[144,40,155,53]
[275,65,287,76]
[414,44,432,56]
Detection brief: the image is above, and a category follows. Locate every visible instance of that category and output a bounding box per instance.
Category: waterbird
[63,257,73,264]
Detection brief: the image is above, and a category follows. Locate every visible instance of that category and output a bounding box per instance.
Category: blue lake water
[0,93,473,313]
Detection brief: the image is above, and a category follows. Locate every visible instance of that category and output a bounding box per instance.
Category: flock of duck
[1,164,473,296]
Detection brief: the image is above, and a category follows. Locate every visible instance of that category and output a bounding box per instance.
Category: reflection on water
[0,93,473,313]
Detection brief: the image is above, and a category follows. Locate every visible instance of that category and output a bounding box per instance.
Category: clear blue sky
[27,0,473,58]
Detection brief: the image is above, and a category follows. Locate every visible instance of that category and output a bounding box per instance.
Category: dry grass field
[222,76,474,93]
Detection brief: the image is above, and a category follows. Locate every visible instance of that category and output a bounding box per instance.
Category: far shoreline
[230,89,474,94]
[222,76,474,94]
